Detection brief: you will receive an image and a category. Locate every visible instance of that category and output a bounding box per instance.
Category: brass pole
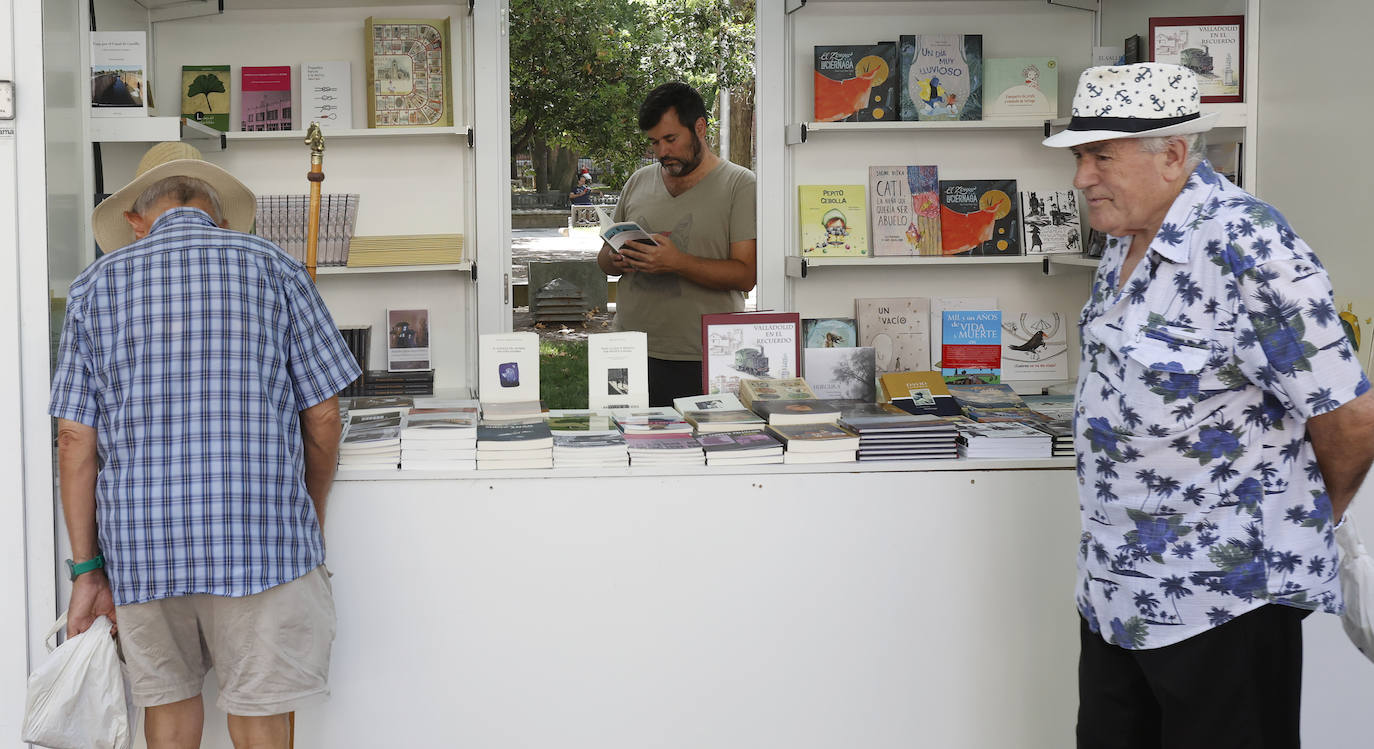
[305,122,326,281]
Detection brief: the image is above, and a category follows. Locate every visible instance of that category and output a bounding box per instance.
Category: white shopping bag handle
[43,612,69,653]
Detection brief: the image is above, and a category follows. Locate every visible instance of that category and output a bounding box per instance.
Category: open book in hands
[601,221,660,253]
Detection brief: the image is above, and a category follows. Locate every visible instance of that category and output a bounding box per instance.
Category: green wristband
[66,554,105,581]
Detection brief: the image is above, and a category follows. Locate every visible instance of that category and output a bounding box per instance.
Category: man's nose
[1073,161,1095,190]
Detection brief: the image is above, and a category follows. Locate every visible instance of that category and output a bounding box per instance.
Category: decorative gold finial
[305,122,325,166]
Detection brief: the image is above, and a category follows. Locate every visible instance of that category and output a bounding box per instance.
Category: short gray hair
[1137,133,1206,171]
[131,175,224,224]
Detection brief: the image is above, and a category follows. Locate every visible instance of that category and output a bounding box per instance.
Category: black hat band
[1066,112,1201,133]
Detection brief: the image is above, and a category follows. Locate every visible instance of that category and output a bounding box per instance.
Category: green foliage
[186,73,225,112]
[540,339,589,410]
[510,0,756,184]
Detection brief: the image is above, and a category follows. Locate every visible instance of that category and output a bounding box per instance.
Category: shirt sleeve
[282,265,363,409]
[1232,240,1370,419]
[48,294,99,425]
[729,169,757,243]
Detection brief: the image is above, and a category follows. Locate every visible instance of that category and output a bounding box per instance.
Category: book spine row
[254,193,360,266]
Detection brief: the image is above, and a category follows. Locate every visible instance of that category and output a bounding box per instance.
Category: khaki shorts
[116,565,335,716]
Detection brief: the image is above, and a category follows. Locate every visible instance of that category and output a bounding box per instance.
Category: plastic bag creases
[1337,514,1374,664]
[22,614,133,749]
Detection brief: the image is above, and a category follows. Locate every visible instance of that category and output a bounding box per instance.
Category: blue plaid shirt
[49,207,361,605]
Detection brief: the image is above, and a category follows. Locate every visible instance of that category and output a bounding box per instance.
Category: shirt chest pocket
[1114,324,1244,433]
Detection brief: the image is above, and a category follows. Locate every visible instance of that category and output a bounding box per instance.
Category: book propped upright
[1021,190,1082,255]
[942,310,1002,385]
[869,165,941,256]
[983,58,1058,119]
[879,371,964,418]
[478,332,541,420]
[813,43,899,123]
[182,65,230,131]
[799,186,868,257]
[1001,311,1069,383]
[90,32,148,118]
[939,180,1020,256]
[855,297,931,377]
[587,331,648,410]
[241,66,292,132]
[899,34,982,122]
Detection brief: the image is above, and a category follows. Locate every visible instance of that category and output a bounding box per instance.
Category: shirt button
[1079,477,1086,485]
[1078,406,1086,415]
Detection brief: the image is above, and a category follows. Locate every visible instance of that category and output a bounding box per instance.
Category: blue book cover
[941,310,1002,384]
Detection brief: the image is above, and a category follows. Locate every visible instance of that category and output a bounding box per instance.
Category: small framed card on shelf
[701,312,802,397]
[1148,15,1244,103]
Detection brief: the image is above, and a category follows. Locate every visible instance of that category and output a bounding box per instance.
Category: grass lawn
[540,339,588,410]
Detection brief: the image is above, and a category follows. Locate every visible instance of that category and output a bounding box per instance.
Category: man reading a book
[50,142,359,749]
[1044,63,1374,747]
[598,81,757,405]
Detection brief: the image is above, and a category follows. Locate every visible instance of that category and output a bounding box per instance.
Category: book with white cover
[90,32,148,117]
[479,332,540,404]
[1000,311,1069,382]
[930,296,997,370]
[303,61,353,129]
[588,332,649,410]
[855,297,930,377]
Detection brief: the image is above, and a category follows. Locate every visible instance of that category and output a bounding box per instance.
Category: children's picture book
[802,317,857,348]
[701,312,802,397]
[181,65,230,131]
[983,57,1058,119]
[930,296,997,370]
[386,308,431,372]
[1000,312,1069,382]
[869,165,942,256]
[587,331,648,410]
[799,185,868,257]
[855,297,931,377]
[365,17,453,127]
[804,346,877,401]
[241,65,292,132]
[478,332,540,404]
[939,180,1020,256]
[1021,190,1082,255]
[941,310,1002,384]
[601,221,659,253]
[899,34,982,121]
[813,42,899,122]
[303,61,352,129]
[90,31,147,117]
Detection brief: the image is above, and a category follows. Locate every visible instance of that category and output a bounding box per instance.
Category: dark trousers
[1077,604,1308,749]
[647,357,702,407]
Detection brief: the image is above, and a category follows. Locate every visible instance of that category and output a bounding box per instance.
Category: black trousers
[647,357,703,407]
[1077,605,1308,749]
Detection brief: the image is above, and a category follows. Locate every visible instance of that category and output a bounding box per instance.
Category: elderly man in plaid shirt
[49,142,360,749]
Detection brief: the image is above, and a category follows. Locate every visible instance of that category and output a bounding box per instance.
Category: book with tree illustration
[182,65,230,131]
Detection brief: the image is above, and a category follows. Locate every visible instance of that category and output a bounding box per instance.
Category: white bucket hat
[1043,63,1218,148]
[91,141,257,252]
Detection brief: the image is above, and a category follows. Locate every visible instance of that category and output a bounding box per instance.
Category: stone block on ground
[528,260,608,312]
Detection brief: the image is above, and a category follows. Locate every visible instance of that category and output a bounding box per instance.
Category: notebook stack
[363,369,434,397]
[401,401,479,470]
[672,394,765,434]
[476,418,554,470]
[338,408,405,471]
[625,433,704,466]
[547,410,627,467]
[346,233,464,268]
[767,422,860,464]
[838,403,961,461]
[956,421,1053,459]
[698,431,784,466]
[612,407,693,435]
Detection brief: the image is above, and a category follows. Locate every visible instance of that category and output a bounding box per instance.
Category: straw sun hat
[1042,62,1218,148]
[91,141,257,252]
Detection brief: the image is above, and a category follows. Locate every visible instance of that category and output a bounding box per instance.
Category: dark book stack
[338,325,371,398]
[363,369,434,396]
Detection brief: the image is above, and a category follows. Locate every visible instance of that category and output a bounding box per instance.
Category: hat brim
[1042,111,1219,148]
[91,158,257,253]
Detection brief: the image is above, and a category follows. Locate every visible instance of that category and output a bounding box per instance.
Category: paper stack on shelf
[476,418,553,470]
[612,407,693,435]
[838,402,960,461]
[1022,394,1075,457]
[345,234,464,267]
[363,369,433,397]
[625,433,704,467]
[401,403,479,471]
[672,393,765,434]
[338,408,405,471]
[553,433,629,468]
[767,423,859,464]
[698,431,784,466]
[254,194,359,266]
[955,421,1052,459]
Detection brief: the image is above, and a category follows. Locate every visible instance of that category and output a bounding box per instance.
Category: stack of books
[363,369,434,397]
[346,233,464,268]
[400,402,479,470]
[337,325,371,398]
[548,410,627,468]
[338,408,404,471]
[480,400,544,422]
[672,394,765,434]
[255,193,359,266]
[625,433,704,466]
[956,421,1053,459]
[767,422,860,464]
[946,383,1042,423]
[698,431,784,466]
[879,371,964,418]
[475,418,554,470]
[838,403,961,461]
[613,407,693,435]
[738,378,841,426]
[1023,394,1076,458]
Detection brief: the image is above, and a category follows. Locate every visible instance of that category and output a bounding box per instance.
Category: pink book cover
[240,66,292,132]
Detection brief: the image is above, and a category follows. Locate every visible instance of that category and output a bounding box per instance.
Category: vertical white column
[472,0,513,335]
[753,0,789,312]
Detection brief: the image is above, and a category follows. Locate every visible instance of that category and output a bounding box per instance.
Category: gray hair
[1137,133,1206,171]
[131,175,224,224]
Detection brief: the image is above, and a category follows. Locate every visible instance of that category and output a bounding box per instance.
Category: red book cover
[240,65,292,132]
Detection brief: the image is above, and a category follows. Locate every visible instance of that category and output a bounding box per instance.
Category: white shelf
[317,262,471,276]
[1049,255,1100,269]
[89,116,182,143]
[804,255,1045,267]
[226,126,468,141]
[1204,103,1248,129]
[802,117,1064,136]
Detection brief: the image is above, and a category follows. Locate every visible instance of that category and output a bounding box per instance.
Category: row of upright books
[256,194,359,266]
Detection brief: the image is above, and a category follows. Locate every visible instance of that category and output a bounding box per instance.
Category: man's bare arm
[57,418,115,635]
[300,396,343,529]
[1306,390,1374,521]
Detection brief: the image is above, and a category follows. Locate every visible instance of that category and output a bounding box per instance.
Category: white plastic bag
[1336,513,1374,664]
[22,614,133,749]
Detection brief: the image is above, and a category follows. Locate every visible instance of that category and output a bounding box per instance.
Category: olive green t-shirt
[611,159,757,360]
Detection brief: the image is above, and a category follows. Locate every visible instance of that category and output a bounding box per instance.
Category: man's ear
[1161,137,1192,181]
[695,116,709,140]
[124,210,152,240]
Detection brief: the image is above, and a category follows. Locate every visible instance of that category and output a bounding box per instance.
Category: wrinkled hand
[618,234,683,275]
[67,571,117,637]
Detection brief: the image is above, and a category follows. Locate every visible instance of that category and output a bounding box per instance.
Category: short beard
[660,134,704,177]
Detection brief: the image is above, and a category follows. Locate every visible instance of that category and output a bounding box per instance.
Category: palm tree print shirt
[1075,160,1372,649]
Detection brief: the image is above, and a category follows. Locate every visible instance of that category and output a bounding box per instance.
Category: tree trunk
[532,136,549,193]
[550,145,578,194]
[729,80,755,170]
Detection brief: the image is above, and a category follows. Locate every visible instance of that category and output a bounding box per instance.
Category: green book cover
[182,64,230,132]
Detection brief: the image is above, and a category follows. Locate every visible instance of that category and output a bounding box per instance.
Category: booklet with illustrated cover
[899,34,982,121]
[813,43,899,122]
[869,165,941,256]
[939,180,1020,256]
[799,186,868,257]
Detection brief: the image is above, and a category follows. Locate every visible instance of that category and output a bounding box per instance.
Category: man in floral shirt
[1045,63,1374,747]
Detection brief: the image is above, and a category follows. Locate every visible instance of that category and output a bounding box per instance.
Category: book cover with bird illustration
[869,165,941,256]
[899,34,982,121]
[181,65,230,132]
[939,180,1019,256]
[813,43,898,123]
[1000,311,1068,382]
[799,185,868,257]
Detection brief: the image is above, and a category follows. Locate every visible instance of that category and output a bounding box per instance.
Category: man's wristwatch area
[66,554,105,581]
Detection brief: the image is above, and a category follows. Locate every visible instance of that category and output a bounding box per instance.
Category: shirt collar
[148,206,218,235]
[1146,159,1223,265]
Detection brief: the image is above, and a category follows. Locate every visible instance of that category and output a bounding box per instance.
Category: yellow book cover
[799,185,868,257]
[365,17,453,128]
[879,370,950,401]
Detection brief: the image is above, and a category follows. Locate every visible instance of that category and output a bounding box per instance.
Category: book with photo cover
[813,42,899,123]
[1020,190,1082,255]
[736,377,817,411]
[90,31,148,117]
[365,17,453,127]
[869,165,942,256]
[387,308,431,372]
[898,34,982,122]
[240,65,292,132]
[939,180,1020,256]
[478,332,539,405]
[804,347,877,401]
[701,311,802,397]
[879,371,964,418]
[587,331,648,410]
